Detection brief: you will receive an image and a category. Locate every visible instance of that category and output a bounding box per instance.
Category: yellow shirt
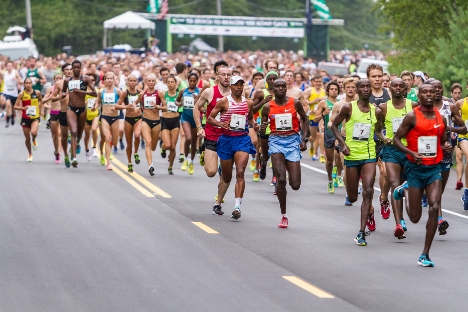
[459,98,468,139]
[308,87,326,121]
[86,93,99,121]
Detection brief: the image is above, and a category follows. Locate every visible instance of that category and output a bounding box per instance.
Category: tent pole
[103,28,107,49]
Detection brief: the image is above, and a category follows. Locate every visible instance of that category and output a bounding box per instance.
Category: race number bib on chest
[352,123,371,141]
[128,95,138,106]
[103,93,115,105]
[418,136,437,157]
[26,106,37,116]
[275,113,292,131]
[68,80,80,91]
[167,101,178,112]
[392,117,404,134]
[230,114,246,131]
[87,98,96,109]
[6,83,15,92]
[144,96,156,109]
[183,96,194,109]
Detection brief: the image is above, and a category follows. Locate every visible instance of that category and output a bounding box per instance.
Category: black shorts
[100,115,119,126]
[50,113,59,122]
[85,119,93,126]
[143,118,161,129]
[68,106,86,117]
[125,116,142,127]
[20,118,39,128]
[203,139,217,152]
[59,111,68,127]
[161,116,180,131]
[259,133,269,140]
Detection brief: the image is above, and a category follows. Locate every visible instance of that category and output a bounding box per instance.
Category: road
[1,120,468,311]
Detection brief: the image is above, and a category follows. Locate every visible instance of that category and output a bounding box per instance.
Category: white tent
[103,11,155,48]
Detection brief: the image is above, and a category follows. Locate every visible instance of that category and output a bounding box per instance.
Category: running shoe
[46,119,50,129]
[308,146,314,157]
[394,224,405,238]
[178,154,184,163]
[278,216,288,228]
[253,170,260,182]
[400,219,407,231]
[5,122,9,128]
[32,139,38,150]
[181,160,188,171]
[168,167,173,175]
[86,151,92,162]
[134,153,140,164]
[358,185,361,194]
[128,164,133,173]
[107,163,113,170]
[161,148,167,159]
[119,139,125,150]
[92,148,98,157]
[55,152,60,164]
[327,181,335,194]
[418,254,434,267]
[218,164,222,176]
[379,194,391,219]
[27,155,33,162]
[68,133,71,144]
[249,158,256,172]
[345,195,352,206]
[260,161,267,180]
[393,181,408,200]
[337,176,344,188]
[354,231,367,246]
[76,144,81,154]
[319,154,325,163]
[100,155,105,165]
[312,155,318,161]
[456,180,463,190]
[269,161,272,168]
[271,176,277,186]
[188,162,194,175]
[10,115,15,126]
[65,156,71,168]
[212,204,224,215]
[332,166,337,179]
[215,194,225,203]
[462,188,468,210]
[421,194,428,208]
[273,186,277,195]
[200,151,205,166]
[149,165,155,176]
[231,206,241,220]
[366,211,376,231]
[438,219,449,235]
[71,158,78,168]
[159,139,163,148]
[113,146,118,154]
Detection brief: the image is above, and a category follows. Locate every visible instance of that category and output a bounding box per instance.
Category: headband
[266,71,278,78]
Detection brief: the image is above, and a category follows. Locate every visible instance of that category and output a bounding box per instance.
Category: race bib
[167,101,178,112]
[6,83,15,92]
[183,96,194,109]
[103,93,116,105]
[275,113,292,131]
[352,123,371,141]
[68,80,80,91]
[26,106,37,116]
[128,95,138,106]
[230,113,246,131]
[30,77,37,84]
[87,98,96,109]
[418,136,437,157]
[391,117,404,134]
[144,96,156,109]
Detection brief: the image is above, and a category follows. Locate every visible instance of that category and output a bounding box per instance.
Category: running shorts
[268,133,302,162]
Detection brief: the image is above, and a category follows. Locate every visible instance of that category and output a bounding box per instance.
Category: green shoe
[168,167,173,175]
[100,155,105,165]
[327,181,335,194]
[199,151,205,166]
[161,148,167,159]
[178,154,184,163]
[134,153,140,164]
[354,232,367,246]
[128,164,133,173]
[337,176,344,188]
[65,156,71,168]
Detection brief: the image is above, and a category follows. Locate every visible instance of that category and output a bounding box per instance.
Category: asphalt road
[1,118,468,312]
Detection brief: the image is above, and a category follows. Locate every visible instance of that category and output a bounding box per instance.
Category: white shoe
[86,151,92,162]
[92,148,98,157]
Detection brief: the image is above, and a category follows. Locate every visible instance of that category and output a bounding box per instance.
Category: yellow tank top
[308,87,326,120]
[86,94,99,120]
[459,98,468,139]
[22,90,40,119]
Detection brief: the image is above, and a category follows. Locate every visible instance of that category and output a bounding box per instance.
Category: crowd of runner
[1,50,467,268]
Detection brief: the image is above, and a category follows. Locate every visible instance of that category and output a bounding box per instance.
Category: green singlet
[406,87,418,102]
[384,99,412,146]
[344,101,377,160]
[259,89,272,135]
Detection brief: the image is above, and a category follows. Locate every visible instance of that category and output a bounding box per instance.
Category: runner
[112,63,126,153]
[176,72,200,175]
[313,81,341,193]
[115,75,143,172]
[336,75,346,101]
[194,62,232,215]
[160,75,180,174]
[3,61,23,128]
[63,60,96,168]
[254,59,279,91]
[13,77,43,162]
[27,57,46,93]
[133,74,166,176]
[42,72,64,163]
[207,76,257,220]
[455,82,468,210]
[94,72,123,170]
[331,79,384,246]
[176,62,189,163]
[393,82,451,267]
[83,73,99,161]
[260,79,308,228]
[449,83,464,190]
[304,75,326,161]
[401,71,418,102]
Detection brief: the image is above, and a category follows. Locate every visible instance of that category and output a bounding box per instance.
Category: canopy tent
[189,38,216,53]
[102,11,155,49]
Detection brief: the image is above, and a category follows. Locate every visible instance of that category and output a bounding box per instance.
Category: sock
[438,216,442,222]
[282,213,287,218]
[6,115,10,123]
[149,163,153,169]
[86,150,89,153]
[235,198,242,208]
[93,147,96,149]
[329,180,333,183]
[120,138,123,142]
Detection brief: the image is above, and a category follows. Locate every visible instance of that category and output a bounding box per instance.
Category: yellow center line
[192,222,219,234]
[282,276,334,299]
[112,166,155,198]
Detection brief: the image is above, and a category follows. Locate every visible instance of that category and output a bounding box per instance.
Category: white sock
[282,213,288,218]
[149,163,153,169]
[189,159,193,164]
[235,198,242,208]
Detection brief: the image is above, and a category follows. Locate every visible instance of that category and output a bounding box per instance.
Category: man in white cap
[413,71,426,88]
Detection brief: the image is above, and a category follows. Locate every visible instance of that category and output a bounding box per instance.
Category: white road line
[300,163,468,220]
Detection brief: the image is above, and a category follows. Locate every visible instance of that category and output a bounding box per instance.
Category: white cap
[230,76,245,85]
[413,71,426,82]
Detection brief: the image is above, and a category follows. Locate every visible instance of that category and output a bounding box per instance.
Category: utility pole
[216,0,223,52]
[25,0,32,29]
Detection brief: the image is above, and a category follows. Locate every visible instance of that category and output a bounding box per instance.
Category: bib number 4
[230,114,246,131]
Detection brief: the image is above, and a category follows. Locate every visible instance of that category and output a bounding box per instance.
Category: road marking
[112,167,155,198]
[301,162,468,220]
[192,222,219,234]
[282,276,334,299]
[111,157,172,198]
